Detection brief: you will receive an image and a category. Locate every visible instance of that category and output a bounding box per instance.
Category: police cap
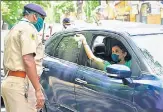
[63,18,71,25]
[24,3,46,17]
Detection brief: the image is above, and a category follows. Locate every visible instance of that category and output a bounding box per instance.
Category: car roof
[62,21,163,36]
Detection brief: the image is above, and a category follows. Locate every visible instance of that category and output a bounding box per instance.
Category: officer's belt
[8,71,40,80]
[8,71,26,78]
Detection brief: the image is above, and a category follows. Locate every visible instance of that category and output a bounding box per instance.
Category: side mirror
[106,64,132,79]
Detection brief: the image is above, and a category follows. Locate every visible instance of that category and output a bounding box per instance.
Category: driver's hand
[74,34,86,41]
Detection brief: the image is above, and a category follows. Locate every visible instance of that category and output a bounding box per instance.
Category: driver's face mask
[111,54,121,63]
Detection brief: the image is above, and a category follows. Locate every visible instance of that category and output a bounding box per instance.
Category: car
[41,23,162,112]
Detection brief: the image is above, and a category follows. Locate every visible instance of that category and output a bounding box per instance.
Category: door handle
[43,67,50,72]
[75,78,87,84]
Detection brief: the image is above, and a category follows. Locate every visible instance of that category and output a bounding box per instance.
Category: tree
[1,1,23,28]
[1,1,51,28]
[83,1,100,23]
[76,0,83,20]
[52,1,75,23]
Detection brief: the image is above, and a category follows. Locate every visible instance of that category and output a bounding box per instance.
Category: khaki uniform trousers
[1,76,37,112]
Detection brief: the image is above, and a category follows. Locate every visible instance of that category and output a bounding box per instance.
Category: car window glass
[93,36,105,46]
[91,35,106,61]
[55,35,81,63]
[45,33,60,56]
[132,34,163,76]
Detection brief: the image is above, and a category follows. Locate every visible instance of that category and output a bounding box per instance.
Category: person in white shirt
[62,18,72,30]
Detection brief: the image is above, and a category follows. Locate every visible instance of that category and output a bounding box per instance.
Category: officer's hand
[35,89,45,110]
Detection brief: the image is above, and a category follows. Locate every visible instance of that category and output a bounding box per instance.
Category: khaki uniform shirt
[3,18,44,76]
[35,34,44,76]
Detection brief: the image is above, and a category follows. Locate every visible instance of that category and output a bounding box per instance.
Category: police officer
[1,3,46,112]
[62,18,72,29]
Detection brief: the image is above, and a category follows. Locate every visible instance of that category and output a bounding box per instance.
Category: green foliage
[1,1,99,25]
[52,8,61,23]
[1,1,51,28]
[56,1,75,13]
[1,1,23,27]
[84,1,100,23]
[53,1,75,23]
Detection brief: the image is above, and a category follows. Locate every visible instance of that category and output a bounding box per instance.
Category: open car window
[55,35,81,63]
[84,34,142,77]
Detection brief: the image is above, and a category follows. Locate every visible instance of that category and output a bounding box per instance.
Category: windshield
[132,34,163,76]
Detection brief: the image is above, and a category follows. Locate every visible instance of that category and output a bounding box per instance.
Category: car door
[74,31,139,112]
[75,66,136,112]
[41,32,82,112]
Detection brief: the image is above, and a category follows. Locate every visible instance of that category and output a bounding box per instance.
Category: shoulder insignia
[30,34,35,40]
